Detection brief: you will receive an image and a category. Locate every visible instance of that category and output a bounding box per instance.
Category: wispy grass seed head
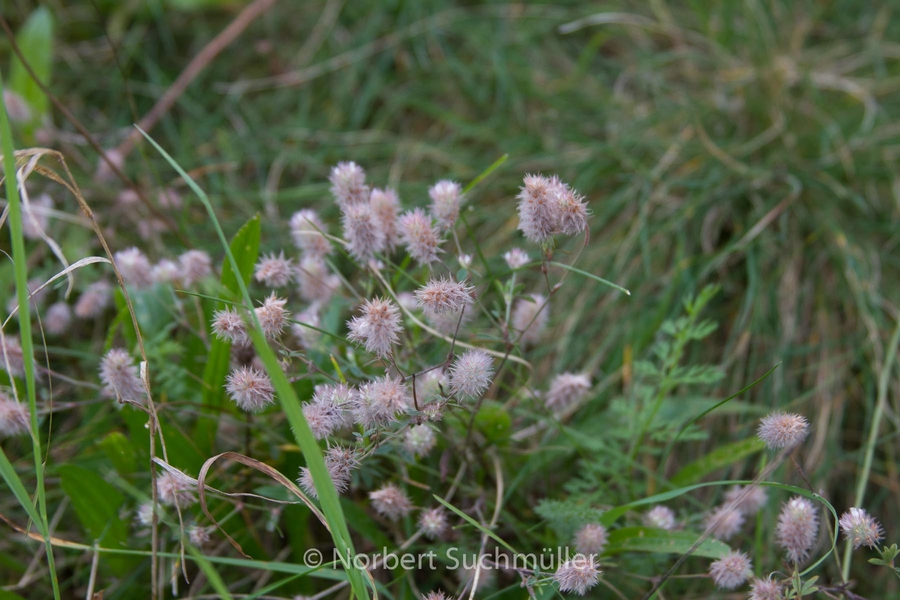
[709,550,752,590]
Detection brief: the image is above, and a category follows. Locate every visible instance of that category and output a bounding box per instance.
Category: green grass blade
[188,545,235,600]
[137,127,371,600]
[549,261,631,295]
[0,67,61,600]
[462,153,508,194]
[434,494,518,554]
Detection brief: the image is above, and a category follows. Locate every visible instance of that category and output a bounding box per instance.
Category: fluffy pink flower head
[225,366,275,412]
[0,395,30,437]
[290,209,332,257]
[255,293,289,339]
[428,180,462,230]
[705,505,745,541]
[574,523,608,556]
[724,485,768,515]
[151,259,180,284]
[369,483,413,521]
[503,248,530,270]
[179,250,213,287]
[43,302,72,335]
[254,252,294,288]
[422,592,448,600]
[404,424,437,457]
[709,550,752,590]
[212,308,248,345]
[329,161,369,207]
[511,293,549,344]
[776,496,819,563]
[415,277,474,318]
[299,446,359,498]
[545,372,591,413]
[516,174,588,243]
[189,525,213,547]
[448,350,494,398]
[750,577,783,600]
[100,348,145,404]
[296,256,340,303]
[347,297,403,358]
[419,507,448,539]
[157,470,196,507]
[553,553,601,595]
[342,202,385,262]
[643,505,676,530]
[115,247,154,289]
[555,181,589,236]
[399,208,442,265]
[303,395,343,440]
[75,280,112,318]
[370,188,401,250]
[354,375,411,428]
[1,335,26,378]
[758,411,809,450]
[839,507,884,550]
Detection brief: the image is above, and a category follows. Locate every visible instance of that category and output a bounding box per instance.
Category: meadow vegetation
[1,1,899,599]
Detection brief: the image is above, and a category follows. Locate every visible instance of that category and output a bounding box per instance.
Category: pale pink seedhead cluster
[839,507,884,550]
[776,496,819,564]
[100,348,146,404]
[709,550,752,590]
[517,174,589,244]
[553,554,601,595]
[0,394,30,437]
[347,297,403,358]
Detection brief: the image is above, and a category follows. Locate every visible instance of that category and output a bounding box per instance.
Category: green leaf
[474,400,511,445]
[9,7,54,132]
[195,214,261,451]
[669,437,766,487]
[58,464,133,574]
[605,527,732,559]
[98,431,137,476]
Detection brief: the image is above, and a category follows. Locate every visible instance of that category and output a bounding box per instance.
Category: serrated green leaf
[669,437,765,487]
[195,214,260,451]
[58,464,134,574]
[605,527,731,559]
[9,7,54,133]
[98,431,137,476]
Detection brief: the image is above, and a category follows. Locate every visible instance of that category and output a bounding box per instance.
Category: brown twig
[111,0,278,162]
